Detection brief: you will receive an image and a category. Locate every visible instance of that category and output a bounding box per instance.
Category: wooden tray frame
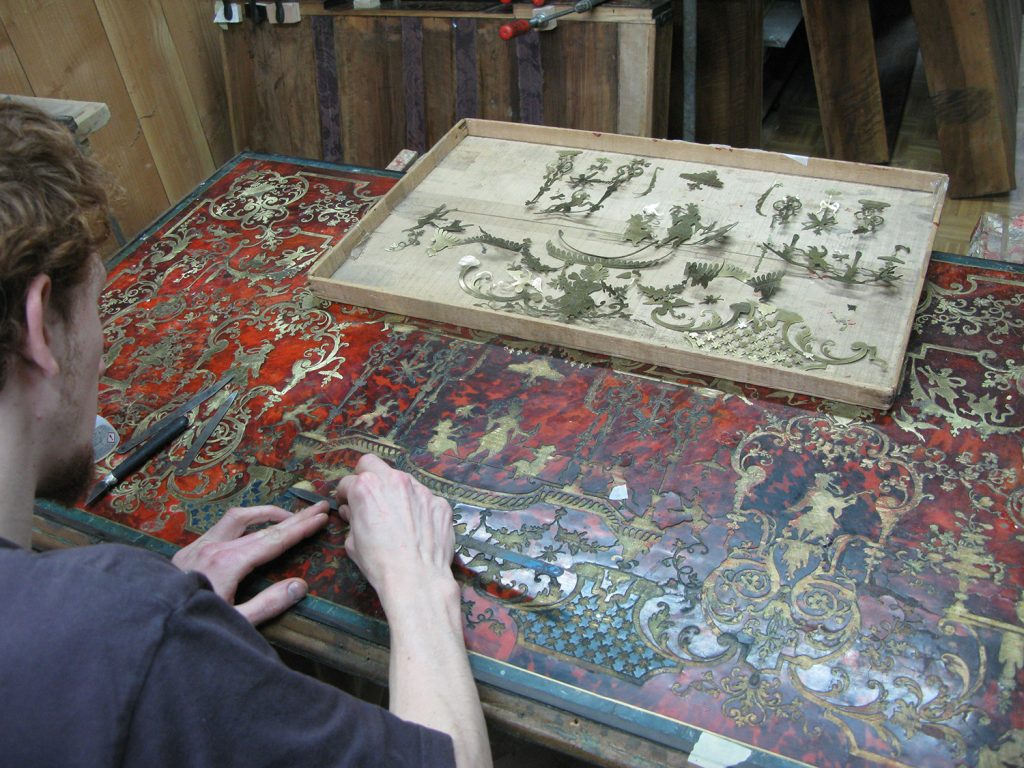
[309,119,947,408]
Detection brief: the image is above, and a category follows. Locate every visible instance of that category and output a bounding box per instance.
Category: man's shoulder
[0,540,207,621]
[0,541,218,765]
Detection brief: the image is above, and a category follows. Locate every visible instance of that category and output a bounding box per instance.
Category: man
[0,101,490,767]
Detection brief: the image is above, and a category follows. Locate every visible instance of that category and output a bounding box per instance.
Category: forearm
[384,575,492,768]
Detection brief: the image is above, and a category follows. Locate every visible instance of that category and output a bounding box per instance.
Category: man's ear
[21,273,61,378]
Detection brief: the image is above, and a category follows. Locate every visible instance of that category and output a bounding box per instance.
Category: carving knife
[118,373,234,455]
[85,415,189,507]
[286,486,564,578]
[174,390,239,474]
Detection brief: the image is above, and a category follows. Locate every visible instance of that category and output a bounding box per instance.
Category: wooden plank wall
[0,0,232,247]
[222,7,672,171]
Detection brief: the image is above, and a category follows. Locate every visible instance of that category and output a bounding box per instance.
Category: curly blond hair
[0,101,111,389]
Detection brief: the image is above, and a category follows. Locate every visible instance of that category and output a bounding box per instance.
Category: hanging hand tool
[499,0,611,40]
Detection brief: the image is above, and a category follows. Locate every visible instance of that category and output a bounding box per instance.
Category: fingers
[243,502,330,569]
[172,498,331,624]
[430,495,455,564]
[334,453,390,504]
[174,502,329,589]
[354,452,390,474]
[236,578,308,626]
[201,504,294,542]
[336,503,352,524]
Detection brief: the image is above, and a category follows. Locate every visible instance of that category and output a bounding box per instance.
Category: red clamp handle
[499,18,533,39]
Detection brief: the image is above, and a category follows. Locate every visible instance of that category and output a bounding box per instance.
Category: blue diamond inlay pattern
[514,580,677,681]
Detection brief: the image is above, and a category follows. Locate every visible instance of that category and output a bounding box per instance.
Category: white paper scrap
[213,2,242,24]
[688,732,753,768]
[609,484,629,501]
[458,255,481,268]
[783,153,810,166]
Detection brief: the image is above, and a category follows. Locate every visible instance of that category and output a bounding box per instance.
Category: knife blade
[174,390,239,474]
[454,533,564,579]
[86,415,189,506]
[285,486,564,578]
[118,373,234,455]
[287,485,339,511]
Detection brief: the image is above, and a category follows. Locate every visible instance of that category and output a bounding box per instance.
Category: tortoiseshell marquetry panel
[45,153,1022,768]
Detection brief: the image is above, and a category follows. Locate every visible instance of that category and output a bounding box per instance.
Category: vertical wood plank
[476,19,518,122]
[800,0,888,163]
[94,0,215,202]
[516,32,544,125]
[872,2,919,157]
[421,17,456,147]
[337,16,406,168]
[987,0,1021,164]
[158,0,233,166]
[541,22,618,132]
[0,16,30,93]
[909,0,1018,196]
[617,22,655,136]
[219,26,259,154]
[695,0,763,148]
[454,17,480,121]
[271,22,322,160]
[402,17,426,154]
[652,13,674,138]
[247,22,322,159]
[312,15,343,163]
[668,0,696,140]
[0,0,169,237]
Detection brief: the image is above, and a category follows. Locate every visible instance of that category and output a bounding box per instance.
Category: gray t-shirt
[0,537,455,767]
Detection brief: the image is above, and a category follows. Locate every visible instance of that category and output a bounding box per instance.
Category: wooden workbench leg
[695,0,763,148]
[800,0,889,164]
[909,0,1021,197]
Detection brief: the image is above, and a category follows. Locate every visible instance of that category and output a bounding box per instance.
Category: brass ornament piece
[852,199,891,235]
[759,236,908,287]
[755,182,784,216]
[771,195,802,227]
[679,169,724,190]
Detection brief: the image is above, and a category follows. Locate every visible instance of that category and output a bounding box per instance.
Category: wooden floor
[762,30,1024,256]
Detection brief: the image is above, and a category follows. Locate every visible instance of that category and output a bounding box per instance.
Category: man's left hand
[171,502,329,625]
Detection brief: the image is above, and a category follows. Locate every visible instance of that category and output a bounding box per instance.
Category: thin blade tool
[118,373,234,454]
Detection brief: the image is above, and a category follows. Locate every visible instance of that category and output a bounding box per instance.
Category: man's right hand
[332,454,492,768]
[333,453,457,611]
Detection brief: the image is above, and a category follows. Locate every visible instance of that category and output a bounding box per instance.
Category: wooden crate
[309,119,947,408]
